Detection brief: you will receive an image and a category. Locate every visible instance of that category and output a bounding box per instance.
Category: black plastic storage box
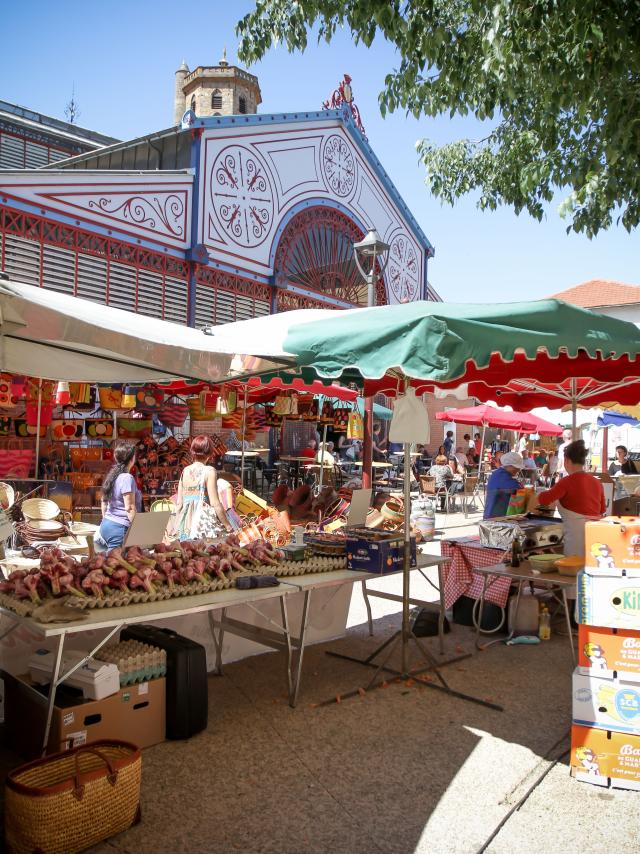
[121,625,208,739]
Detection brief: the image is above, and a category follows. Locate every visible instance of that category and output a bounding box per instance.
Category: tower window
[238,95,247,114]
[190,95,196,113]
[211,89,222,110]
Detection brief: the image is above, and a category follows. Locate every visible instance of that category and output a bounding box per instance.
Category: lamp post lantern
[353,229,390,488]
[353,229,390,308]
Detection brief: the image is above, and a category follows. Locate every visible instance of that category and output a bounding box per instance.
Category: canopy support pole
[240,386,248,487]
[571,379,578,438]
[317,416,502,713]
[476,423,487,478]
[318,422,328,493]
[602,426,609,474]
[362,397,373,489]
[34,378,42,479]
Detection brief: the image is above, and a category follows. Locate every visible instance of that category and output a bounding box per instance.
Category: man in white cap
[483,451,525,519]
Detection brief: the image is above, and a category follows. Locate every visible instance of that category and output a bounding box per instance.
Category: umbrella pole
[402,442,411,674]
[476,423,486,478]
[240,386,248,486]
[34,378,42,478]
[318,422,327,492]
[602,426,608,473]
[571,379,578,438]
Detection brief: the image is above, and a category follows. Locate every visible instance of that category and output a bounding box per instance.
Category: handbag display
[332,406,350,431]
[51,419,85,441]
[214,387,237,416]
[98,386,123,410]
[116,418,153,439]
[69,382,96,410]
[14,420,46,439]
[0,415,11,436]
[347,411,364,440]
[134,387,164,414]
[272,394,292,416]
[85,418,115,440]
[320,401,336,425]
[158,397,189,428]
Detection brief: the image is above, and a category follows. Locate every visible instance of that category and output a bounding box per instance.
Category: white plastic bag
[389,388,429,444]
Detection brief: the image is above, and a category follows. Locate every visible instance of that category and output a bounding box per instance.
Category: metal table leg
[361,579,374,637]
[280,596,294,702]
[42,633,65,754]
[290,590,311,708]
[437,562,446,655]
[474,574,489,650]
[215,607,226,674]
[561,589,576,664]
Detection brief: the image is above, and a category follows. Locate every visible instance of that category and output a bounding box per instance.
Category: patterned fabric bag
[347,411,364,440]
[191,468,225,539]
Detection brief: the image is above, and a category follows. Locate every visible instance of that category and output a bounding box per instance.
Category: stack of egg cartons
[571,516,640,790]
[97,640,167,686]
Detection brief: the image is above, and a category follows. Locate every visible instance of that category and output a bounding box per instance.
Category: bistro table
[278,455,315,487]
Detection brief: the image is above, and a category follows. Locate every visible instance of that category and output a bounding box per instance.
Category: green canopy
[355,399,393,421]
[281,299,640,385]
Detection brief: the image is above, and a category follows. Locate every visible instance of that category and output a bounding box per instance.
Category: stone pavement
[0,509,637,853]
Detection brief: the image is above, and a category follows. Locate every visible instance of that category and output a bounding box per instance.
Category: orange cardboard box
[578,625,640,678]
[585,517,640,575]
[571,724,640,790]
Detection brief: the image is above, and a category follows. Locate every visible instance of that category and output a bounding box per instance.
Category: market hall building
[0,58,438,329]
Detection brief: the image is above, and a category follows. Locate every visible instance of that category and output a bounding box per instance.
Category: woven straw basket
[5,741,141,854]
[21,498,60,521]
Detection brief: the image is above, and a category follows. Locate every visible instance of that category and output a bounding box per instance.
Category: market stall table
[0,583,298,752]
[472,560,576,663]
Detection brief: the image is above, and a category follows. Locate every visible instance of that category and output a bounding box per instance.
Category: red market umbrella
[435,404,537,432]
[522,413,563,437]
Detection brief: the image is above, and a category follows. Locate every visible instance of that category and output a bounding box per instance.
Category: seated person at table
[429,454,460,511]
[483,452,524,519]
[490,450,503,469]
[534,448,548,467]
[300,439,317,459]
[454,446,469,471]
[522,450,537,469]
[536,439,605,556]
[449,455,465,476]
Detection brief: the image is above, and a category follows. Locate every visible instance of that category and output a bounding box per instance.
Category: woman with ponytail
[97,443,142,549]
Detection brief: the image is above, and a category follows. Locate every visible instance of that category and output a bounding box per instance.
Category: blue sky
[2,0,637,302]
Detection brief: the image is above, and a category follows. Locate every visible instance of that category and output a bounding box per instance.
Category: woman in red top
[536,439,605,556]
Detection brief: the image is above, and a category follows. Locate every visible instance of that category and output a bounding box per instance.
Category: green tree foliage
[237,1,640,236]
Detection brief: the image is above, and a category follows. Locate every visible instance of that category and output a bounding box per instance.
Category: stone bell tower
[173,49,262,125]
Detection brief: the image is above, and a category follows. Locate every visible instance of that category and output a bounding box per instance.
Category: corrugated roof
[550,279,640,308]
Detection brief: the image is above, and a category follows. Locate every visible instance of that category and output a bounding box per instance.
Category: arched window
[211,89,222,110]
[190,95,196,113]
[238,95,247,114]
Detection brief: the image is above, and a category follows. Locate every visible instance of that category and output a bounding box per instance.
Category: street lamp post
[353,230,390,488]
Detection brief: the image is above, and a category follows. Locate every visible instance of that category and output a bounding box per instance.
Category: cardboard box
[570,724,640,790]
[346,535,416,574]
[1,670,165,760]
[573,669,640,735]
[578,625,640,678]
[585,517,640,575]
[577,570,640,630]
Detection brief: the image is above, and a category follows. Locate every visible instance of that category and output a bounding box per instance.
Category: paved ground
[1,508,638,853]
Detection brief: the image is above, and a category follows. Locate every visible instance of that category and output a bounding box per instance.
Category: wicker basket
[5,740,141,854]
[21,498,60,521]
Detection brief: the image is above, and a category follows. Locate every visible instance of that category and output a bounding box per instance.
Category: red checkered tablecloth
[440,538,512,609]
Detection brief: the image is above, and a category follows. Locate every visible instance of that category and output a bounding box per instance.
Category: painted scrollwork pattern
[388,233,420,302]
[87,193,185,237]
[322,135,355,197]
[210,145,274,247]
